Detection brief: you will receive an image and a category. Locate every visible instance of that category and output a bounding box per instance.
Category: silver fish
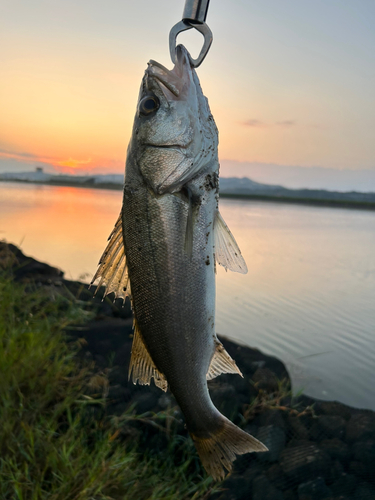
[92,45,267,480]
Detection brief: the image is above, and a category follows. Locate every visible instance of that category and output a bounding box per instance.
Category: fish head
[129,45,218,194]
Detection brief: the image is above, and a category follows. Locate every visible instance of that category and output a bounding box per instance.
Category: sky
[1,0,375,189]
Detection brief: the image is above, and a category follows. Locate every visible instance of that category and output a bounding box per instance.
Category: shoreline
[2,178,375,211]
[2,241,375,499]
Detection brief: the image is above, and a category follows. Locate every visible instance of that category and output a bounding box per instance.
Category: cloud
[275,120,296,127]
[242,119,268,128]
[241,119,297,128]
[0,147,124,175]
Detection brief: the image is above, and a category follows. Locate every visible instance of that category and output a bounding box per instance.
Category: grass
[0,271,217,500]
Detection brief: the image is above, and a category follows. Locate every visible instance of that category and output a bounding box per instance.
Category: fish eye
[139,95,160,116]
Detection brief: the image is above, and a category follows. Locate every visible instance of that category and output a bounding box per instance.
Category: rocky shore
[2,242,375,500]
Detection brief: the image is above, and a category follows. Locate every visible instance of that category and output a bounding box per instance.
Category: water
[1,181,375,410]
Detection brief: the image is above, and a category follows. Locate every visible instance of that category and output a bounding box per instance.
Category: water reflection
[1,182,375,410]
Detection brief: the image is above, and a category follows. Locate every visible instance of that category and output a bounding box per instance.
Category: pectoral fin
[128,320,168,392]
[207,339,243,380]
[214,211,248,274]
[90,213,129,301]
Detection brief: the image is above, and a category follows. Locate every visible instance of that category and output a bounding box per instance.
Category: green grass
[0,272,216,500]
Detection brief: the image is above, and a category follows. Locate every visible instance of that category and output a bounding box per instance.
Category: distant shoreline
[2,178,375,211]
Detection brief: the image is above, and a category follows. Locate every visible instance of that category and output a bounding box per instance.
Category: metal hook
[169,0,212,68]
[169,20,213,68]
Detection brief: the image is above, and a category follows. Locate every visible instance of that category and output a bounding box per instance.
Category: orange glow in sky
[1,1,374,180]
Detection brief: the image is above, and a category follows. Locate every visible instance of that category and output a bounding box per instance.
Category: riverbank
[2,178,375,211]
[1,242,374,500]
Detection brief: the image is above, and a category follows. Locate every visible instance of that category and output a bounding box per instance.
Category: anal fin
[214,211,248,274]
[128,321,168,392]
[90,213,129,301]
[207,339,243,380]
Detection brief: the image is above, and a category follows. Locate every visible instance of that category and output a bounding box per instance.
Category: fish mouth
[145,48,192,98]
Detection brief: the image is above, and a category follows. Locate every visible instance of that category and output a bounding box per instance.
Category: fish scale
[92,45,266,480]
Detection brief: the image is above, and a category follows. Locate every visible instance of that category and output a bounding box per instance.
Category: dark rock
[0,242,64,283]
[330,473,358,496]
[107,384,129,402]
[252,367,279,392]
[352,439,375,463]
[256,409,287,431]
[209,383,239,419]
[157,393,174,409]
[130,392,159,414]
[314,401,353,421]
[326,459,345,485]
[256,425,286,462]
[215,475,250,500]
[297,477,332,499]
[108,366,130,387]
[348,461,369,480]
[287,416,310,440]
[283,489,298,500]
[280,443,332,482]
[252,474,284,500]
[310,415,346,441]
[320,439,350,464]
[267,463,289,490]
[286,439,312,449]
[345,413,375,443]
[354,482,375,500]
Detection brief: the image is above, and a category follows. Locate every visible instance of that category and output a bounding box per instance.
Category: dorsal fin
[90,213,129,301]
[214,211,248,274]
[207,339,243,380]
[128,320,168,392]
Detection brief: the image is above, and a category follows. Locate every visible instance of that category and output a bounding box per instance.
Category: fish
[91,45,267,480]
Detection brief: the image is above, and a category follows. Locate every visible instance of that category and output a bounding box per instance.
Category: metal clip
[169,0,212,68]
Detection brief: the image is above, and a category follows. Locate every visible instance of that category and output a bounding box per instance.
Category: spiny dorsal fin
[214,211,248,274]
[128,320,168,392]
[207,339,243,380]
[90,214,129,301]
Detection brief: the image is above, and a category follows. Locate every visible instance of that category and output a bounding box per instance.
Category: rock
[297,477,332,499]
[345,413,375,443]
[267,463,289,490]
[256,425,286,462]
[319,439,350,464]
[130,392,159,414]
[215,475,250,500]
[287,416,310,440]
[252,474,284,500]
[330,473,358,496]
[209,383,239,419]
[280,443,332,482]
[283,489,298,500]
[107,384,129,402]
[314,401,353,421]
[252,367,279,392]
[325,459,345,485]
[348,461,369,480]
[256,409,287,431]
[352,439,375,463]
[286,439,312,449]
[354,482,375,500]
[310,415,346,441]
[108,366,130,387]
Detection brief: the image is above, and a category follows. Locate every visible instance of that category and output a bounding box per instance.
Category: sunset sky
[1,0,374,187]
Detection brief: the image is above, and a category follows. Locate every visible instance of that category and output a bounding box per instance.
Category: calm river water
[1,181,375,410]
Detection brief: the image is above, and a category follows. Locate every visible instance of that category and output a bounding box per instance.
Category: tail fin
[191,416,268,481]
